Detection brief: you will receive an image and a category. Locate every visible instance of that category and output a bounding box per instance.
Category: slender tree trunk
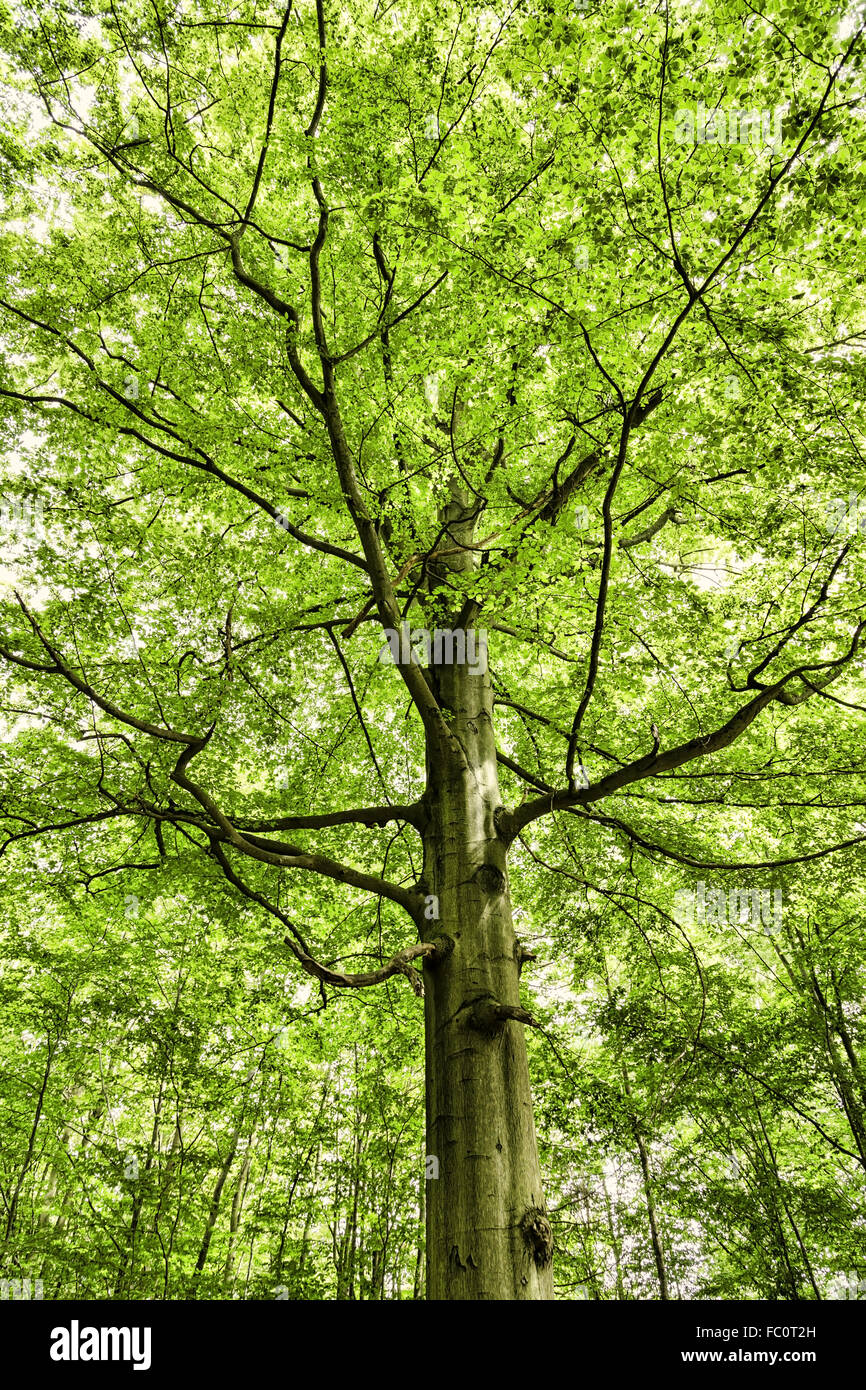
[751,1091,820,1300]
[192,1065,259,1290]
[193,1123,244,1286]
[222,1149,252,1294]
[771,933,866,1170]
[421,655,554,1299]
[274,1075,329,1288]
[4,1035,54,1247]
[344,1123,363,1300]
[738,1105,803,1299]
[115,1073,167,1298]
[619,1064,670,1300]
[296,1137,323,1287]
[603,1176,626,1301]
[632,1119,670,1300]
[413,1146,425,1301]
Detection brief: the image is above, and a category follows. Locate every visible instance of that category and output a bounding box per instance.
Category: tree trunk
[421,655,554,1299]
[222,1148,252,1294]
[4,1035,54,1247]
[620,1062,670,1300]
[191,1064,259,1291]
[632,1119,670,1300]
[413,1144,425,1301]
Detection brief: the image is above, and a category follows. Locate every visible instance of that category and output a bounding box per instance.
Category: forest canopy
[0,0,864,1301]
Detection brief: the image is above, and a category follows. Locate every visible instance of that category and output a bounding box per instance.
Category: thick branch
[500,628,865,840]
[235,803,424,833]
[3,596,203,745]
[170,745,422,917]
[209,839,434,995]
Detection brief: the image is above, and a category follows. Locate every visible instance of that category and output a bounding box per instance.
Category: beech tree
[0,0,864,1301]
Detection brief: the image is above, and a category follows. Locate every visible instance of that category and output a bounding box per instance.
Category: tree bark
[421,654,554,1299]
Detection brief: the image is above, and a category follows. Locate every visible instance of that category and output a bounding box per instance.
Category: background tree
[0,0,864,1301]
